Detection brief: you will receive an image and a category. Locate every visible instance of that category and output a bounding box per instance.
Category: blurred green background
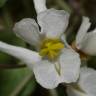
[0,0,96,96]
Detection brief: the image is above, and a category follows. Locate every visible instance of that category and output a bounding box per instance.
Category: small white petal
[59,48,80,83]
[77,30,96,55]
[13,18,41,48]
[76,17,91,49]
[80,67,95,75]
[0,41,41,67]
[78,67,96,96]
[33,0,47,14]
[33,60,60,89]
[38,8,70,38]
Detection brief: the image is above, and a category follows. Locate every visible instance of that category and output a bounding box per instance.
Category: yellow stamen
[39,39,64,60]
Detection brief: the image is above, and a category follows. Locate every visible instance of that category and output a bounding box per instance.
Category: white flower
[0,0,81,89]
[67,67,96,96]
[76,17,96,56]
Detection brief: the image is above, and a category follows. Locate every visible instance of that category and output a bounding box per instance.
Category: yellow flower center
[39,39,64,60]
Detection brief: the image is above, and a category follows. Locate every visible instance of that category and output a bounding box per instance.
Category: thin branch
[0,64,26,69]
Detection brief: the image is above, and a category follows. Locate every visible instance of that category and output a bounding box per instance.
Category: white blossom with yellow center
[39,39,64,60]
[0,0,81,89]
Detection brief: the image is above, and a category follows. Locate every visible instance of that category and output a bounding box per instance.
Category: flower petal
[77,30,96,55]
[0,41,41,67]
[33,60,60,89]
[76,17,91,49]
[13,18,41,48]
[37,8,70,38]
[67,68,96,96]
[59,48,81,83]
[78,67,96,96]
[33,0,47,14]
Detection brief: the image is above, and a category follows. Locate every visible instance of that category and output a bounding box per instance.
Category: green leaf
[18,77,36,96]
[0,0,7,7]
[0,68,36,96]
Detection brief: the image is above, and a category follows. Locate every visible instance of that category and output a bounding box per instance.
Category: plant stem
[56,0,72,13]
[0,64,26,69]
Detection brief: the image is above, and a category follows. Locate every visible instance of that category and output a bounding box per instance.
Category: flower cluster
[0,0,96,95]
